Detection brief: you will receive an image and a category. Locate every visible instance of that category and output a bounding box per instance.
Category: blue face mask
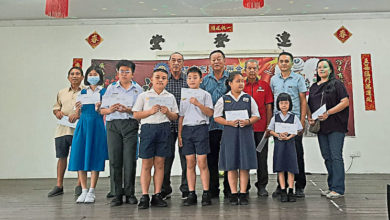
[87,76,100,85]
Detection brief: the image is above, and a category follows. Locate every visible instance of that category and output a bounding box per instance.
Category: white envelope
[225,110,249,121]
[76,93,100,104]
[57,116,78,128]
[148,97,172,108]
[275,122,298,135]
[312,104,327,120]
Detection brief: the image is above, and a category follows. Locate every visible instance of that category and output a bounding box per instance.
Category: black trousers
[208,130,222,195]
[162,131,188,194]
[254,132,269,188]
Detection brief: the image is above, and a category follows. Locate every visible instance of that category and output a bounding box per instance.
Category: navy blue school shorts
[181,124,210,156]
[139,122,171,159]
[55,135,73,158]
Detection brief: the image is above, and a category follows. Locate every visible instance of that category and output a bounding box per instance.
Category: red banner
[209,23,233,33]
[361,54,376,111]
[92,56,355,136]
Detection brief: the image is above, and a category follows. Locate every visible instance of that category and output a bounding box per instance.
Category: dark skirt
[273,138,299,174]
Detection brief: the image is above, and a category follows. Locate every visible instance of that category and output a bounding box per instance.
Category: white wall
[0,14,389,179]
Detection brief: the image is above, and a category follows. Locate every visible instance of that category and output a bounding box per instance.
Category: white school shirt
[267,111,303,132]
[179,88,214,126]
[214,91,260,118]
[132,88,179,125]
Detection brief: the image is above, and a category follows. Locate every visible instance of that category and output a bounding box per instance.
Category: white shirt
[132,88,179,125]
[214,91,260,118]
[179,88,213,126]
[267,111,303,132]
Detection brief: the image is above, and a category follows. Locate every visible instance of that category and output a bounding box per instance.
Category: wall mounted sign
[86,31,103,49]
[72,58,83,68]
[361,54,376,111]
[334,26,352,43]
[209,24,233,33]
[150,34,165,50]
[214,33,230,48]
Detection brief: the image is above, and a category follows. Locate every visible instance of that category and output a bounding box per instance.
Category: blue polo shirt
[270,71,307,118]
[200,70,229,131]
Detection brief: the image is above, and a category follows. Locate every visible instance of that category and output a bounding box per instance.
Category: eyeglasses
[119,70,131,74]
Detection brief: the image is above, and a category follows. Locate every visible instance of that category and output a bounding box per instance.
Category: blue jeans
[317,132,345,195]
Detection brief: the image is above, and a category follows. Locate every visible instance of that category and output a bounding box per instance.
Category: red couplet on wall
[361,54,376,111]
[209,24,233,33]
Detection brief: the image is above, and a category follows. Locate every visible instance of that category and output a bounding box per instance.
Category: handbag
[309,91,324,134]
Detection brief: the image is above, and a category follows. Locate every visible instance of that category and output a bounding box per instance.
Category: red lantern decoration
[243,0,264,9]
[45,0,69,18]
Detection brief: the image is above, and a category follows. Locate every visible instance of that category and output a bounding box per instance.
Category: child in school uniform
[132,68,179,209]
[100,60,143,207]
[214,71,260,205]
[68,65,108,204]
[268,92,303,202]
[177,67,214,206]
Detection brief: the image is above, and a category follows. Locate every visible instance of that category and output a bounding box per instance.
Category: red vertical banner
[361,54,376,111]
[73,58,83,68]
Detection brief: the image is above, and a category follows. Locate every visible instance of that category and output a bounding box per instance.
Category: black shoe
[182,191,189,200]
[48,186,63,197]
[295,188,305,198]
[280,189,288,202]
[272,186,281,198]
[110,197,123,207]
[151,193,168,207]
[201,192,212,206]
[209,190,220,199]
[223,190,231,198]
[138,195,150,209]
[288,189,296,202]
[238,193,248,205]
[229,193,239,205]
[106,192,115,198]
[126,195,138,204]
[74,186,82,196]
[160,191,172,200]
[257,187,269,197]
[183,192,197,206]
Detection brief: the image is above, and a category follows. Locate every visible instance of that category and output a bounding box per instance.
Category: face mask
[87,76,100,85]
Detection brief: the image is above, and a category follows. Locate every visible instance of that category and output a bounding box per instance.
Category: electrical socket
[350,151,361,158]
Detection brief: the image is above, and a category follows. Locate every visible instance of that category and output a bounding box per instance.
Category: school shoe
[151,193,168,207]
[126,195,138,204]
[295,188,305,198]
[321,190,331,196]
[106,191,115,198]
[326,191,344,199]
[201,192,212,206]
[229,193,239,205]
[84,192,95,203]
[287,189,296,202]
[138,195,150,209]
[272,186,281,198]
[182,191,189,199]
[160,190,172,200]
[183,192,197,206]
[238,193,248,205]
[257,187,269,197]
[280,189,288,202]
[74,186,82,196]
[110,196,123,207]
[76,192,88,203]
[48,186,63,197]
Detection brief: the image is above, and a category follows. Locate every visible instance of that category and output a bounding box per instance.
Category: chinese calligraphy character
[150,34,165,50]
[214,33,230,48]
[276,31,292,48]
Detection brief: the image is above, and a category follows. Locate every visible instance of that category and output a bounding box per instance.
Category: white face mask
[87,76,100,85]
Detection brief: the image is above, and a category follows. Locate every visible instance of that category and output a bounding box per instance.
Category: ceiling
[0,0,389,20]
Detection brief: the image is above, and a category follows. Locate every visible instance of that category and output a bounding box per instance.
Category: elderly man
[48,67,83,197]
[200,50,230,198]
[243,59,274,197]
[270,52,307,198]
[161,52,189,200]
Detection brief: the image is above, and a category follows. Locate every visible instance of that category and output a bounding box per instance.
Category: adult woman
[307,59,349,199]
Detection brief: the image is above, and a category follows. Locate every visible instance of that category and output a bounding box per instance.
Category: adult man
[48,67,83,197]
[270,52,307,198]
[161,52,189,199]
[200,50,229,198]
[243,59,274,197]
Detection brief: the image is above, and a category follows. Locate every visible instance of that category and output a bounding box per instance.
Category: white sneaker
[326,191,344,199]
[76,192,87,203]
[321,190,330,196]
[84,192,95,203]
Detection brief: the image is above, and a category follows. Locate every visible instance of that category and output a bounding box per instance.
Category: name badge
[243,97,249,102]
[257,86,264,92]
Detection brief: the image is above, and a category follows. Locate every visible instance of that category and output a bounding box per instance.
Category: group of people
[48,50,350,208]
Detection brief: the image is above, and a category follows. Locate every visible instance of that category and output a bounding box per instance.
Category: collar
[68,85,82,92]
[86,85,103,92]
[148,88,169,95]
[227,91,246,100]
[169,72,186,80]
[246,78,259,85]
[278,71,295,79]
[115,80,137,90]
[208,69,229,80]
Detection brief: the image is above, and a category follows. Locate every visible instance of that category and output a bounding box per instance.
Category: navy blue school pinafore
[218,94,257,171]
[273,113,299,174]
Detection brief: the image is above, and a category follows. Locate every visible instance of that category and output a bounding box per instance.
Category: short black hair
[84,65,104,86]
[68,66,83,76]
[153,68,169,76]
[225,71,243,92]
[169,52,184,60]
[278,51,294,62]
[116,60,135,73]
[276,93,293,111]
[186,66,202,78]
[209,50,225,59]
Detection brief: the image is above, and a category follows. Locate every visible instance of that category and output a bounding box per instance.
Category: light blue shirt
[200,70,229,131]
[179,88,213,126]
[270,71,307,118]
[101,81,143,121]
